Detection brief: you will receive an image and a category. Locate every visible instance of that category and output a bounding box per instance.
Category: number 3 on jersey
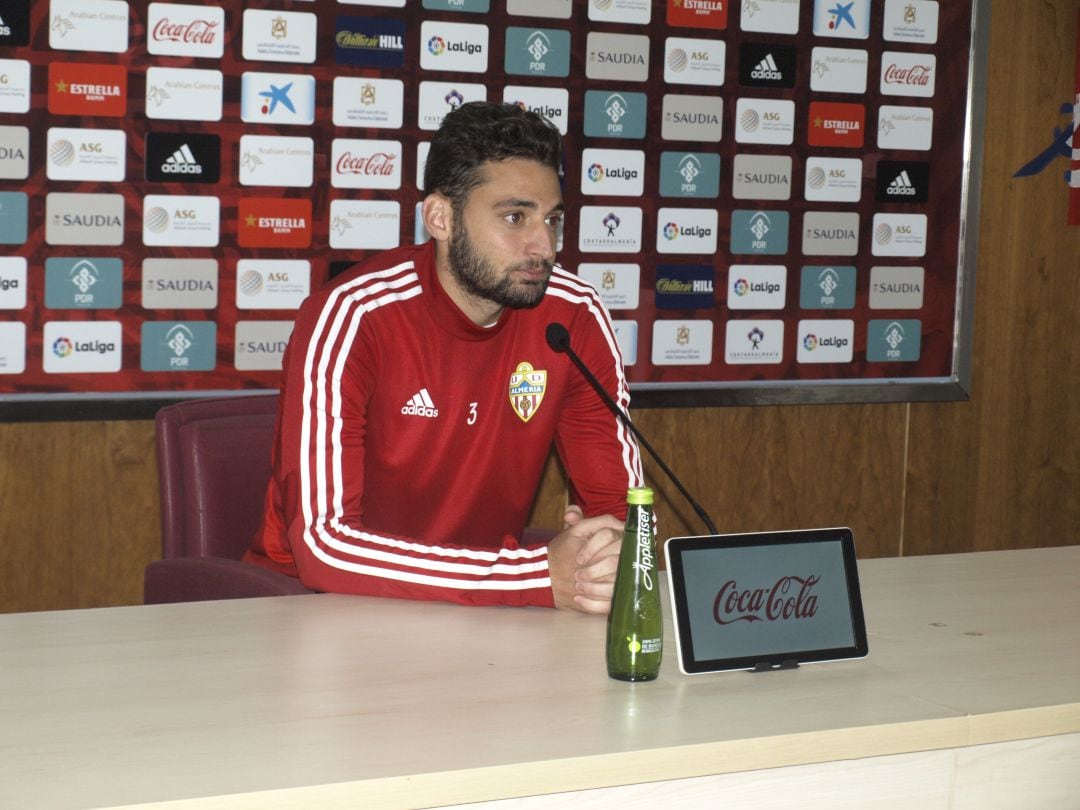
[467,402,478,425]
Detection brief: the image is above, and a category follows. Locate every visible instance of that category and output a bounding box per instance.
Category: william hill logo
[338,31,403,50]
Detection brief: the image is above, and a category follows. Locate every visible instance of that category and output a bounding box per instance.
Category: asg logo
[875,223,894,244]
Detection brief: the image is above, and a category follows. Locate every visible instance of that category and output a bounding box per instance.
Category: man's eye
[546,215,563,229]
[504,212,523,224]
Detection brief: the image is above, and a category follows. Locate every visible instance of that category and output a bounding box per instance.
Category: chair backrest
[156,395,280,560]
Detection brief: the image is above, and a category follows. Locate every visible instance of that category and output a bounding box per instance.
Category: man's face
[447,158,564,310]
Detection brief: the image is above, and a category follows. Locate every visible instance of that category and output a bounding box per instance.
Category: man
[245,102,644,611]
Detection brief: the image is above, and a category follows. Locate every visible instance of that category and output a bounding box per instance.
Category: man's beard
[448,217,553,310]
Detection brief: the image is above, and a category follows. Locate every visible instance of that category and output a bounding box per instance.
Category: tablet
[664,528,868,675]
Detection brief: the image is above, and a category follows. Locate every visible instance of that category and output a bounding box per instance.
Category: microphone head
[545,322,571,353]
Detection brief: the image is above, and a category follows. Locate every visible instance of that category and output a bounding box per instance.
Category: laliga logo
[803,333,819,351]
[733,278,749,296]
[587,163,605,182]
[662,222,680,240]
[427,36,445,56]
[52,337,74,358]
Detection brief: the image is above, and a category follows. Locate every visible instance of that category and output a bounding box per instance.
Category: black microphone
[545,322,718,535]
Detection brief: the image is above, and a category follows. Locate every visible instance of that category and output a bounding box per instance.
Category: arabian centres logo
[713,575,821,624]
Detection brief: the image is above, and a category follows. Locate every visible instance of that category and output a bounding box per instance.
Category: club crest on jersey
[508,361,547,423]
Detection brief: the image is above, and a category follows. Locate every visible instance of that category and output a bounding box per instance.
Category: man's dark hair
[423,102,562,210]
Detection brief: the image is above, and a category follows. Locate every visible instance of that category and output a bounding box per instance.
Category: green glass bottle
[606,487,662,682]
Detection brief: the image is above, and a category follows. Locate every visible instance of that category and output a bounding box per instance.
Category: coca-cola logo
[152,18,219,44]
[713,575,821,625]
[883,64,932,85]
[335,151,397,176]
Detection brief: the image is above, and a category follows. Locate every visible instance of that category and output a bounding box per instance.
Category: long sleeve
[546,270,645,519]
[251,255,557,607]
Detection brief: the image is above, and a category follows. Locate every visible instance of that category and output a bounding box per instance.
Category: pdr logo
[427,36,445,55]
[663,222,679,240]
[679,155,701,185]
[167,324,194,360]
[527,31,550,63]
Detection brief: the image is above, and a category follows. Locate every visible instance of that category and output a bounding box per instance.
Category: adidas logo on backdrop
[162,144,203,175]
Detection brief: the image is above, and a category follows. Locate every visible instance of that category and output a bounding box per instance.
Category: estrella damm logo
[508,361,547,423]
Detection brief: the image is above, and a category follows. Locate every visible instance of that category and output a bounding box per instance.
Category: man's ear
[421,193,453,243]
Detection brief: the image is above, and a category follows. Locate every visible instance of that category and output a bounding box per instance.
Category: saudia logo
[239,340,289,353]
[810,228,857,240]
[150,279,214,292]
[591,51,645,65]
[712,576,820,625]
[54,214,122,228]
[738,172,789,184]
[667,112,720,124]
[873,281,923,294]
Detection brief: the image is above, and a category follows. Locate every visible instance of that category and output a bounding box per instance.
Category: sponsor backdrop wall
[0,0,982,413]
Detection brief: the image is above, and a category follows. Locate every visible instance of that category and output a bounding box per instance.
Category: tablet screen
[665,529,868,674]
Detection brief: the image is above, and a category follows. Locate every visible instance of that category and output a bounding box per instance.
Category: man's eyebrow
[493,198,566,214]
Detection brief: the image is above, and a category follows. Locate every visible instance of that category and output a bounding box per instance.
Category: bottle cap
[626,487,654,505]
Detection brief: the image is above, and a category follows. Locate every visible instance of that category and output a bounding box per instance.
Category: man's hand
[548,507,624,614]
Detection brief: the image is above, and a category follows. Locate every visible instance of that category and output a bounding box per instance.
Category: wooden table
[2,546,1078,809]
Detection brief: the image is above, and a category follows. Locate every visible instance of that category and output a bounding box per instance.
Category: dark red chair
[144,395,313,604]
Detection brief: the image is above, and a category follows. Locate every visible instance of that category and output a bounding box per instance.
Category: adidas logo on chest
[401,388,439,418]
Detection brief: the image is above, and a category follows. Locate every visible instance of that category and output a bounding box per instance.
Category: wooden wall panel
[1,0,1077,614]
[904,1,1080,555]
[0,420,159,613]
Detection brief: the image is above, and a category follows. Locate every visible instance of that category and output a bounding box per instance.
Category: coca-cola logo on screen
[713,574,821,624]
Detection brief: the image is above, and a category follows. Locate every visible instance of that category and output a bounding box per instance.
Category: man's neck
[433,243,504,327]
